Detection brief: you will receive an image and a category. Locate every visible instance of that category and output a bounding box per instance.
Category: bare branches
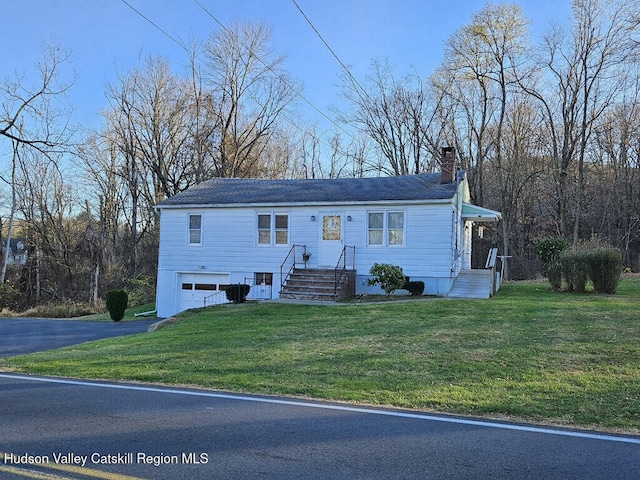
[0,42,74,155]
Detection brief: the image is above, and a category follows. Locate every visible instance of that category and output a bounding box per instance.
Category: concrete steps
[447,269,495,299]
[280,268,356,301]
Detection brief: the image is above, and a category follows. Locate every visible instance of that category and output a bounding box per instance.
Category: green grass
[1,279,639,434]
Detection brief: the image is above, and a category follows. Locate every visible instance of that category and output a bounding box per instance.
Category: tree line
[1,0,639,309]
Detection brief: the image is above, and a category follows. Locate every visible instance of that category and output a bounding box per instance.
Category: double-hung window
[257,213,289,245]
[368,211,404,246]
[188,214,202,245]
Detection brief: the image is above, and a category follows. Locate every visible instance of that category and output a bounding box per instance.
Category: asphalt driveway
[0,318,158,357]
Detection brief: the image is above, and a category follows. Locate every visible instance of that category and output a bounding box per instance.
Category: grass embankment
[1,280,639,433]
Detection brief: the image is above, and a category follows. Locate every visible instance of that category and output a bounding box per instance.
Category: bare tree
[520,0,639,241]
[0,42,73,285]
[200,21,298,178]
[340,60,439,176]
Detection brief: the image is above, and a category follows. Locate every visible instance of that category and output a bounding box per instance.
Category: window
[189,214,202,245]
[258,214,271,245]
[322,215,342,241]
[368,212,384,245]
[257,213,289,245]
[368,211,404,246]
[275,214,289,244]
[388,211,404,245]
[255,272,273,286]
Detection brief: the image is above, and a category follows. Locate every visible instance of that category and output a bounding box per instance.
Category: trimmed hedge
[403,281,425,296]
[106,289,128,322]
[588,248,622,294]
[225,284,251,304]
[560,250,589,293]
[556,246,622,294]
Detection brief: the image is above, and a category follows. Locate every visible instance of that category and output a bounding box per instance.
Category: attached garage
[179,273,230,311]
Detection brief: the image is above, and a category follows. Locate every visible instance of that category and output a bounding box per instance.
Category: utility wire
[120,0,361,172]
[120,0,186,51]
[290,0,373,103]
[192,0,356,141]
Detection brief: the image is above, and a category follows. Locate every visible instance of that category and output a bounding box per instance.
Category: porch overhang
[462,203,501,222]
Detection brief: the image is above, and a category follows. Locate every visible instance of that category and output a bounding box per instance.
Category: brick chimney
[440,146,456,184]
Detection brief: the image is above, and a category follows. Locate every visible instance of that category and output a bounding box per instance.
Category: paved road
[0,318,158,357]
[0,374,638,479]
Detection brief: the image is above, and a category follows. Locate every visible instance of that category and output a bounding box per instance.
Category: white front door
[318,213,344,267]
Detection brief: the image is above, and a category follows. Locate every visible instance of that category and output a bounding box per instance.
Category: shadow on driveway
[0,318,158,357]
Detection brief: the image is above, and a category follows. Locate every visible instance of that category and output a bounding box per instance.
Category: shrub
[0,281,22,312]
[225,284,251,304]
[403,281,425,296]
[587,248,622,294]
[106,290,128,321]
[367,263,405,295]
[560,250,589,293]
[534,238,570,290]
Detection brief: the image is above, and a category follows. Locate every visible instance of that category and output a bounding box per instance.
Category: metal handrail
[203,290,228,307]
[280,244,307,290]
[334,245,356,294]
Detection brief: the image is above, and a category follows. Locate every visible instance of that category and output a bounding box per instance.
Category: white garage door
[179,273,230,312]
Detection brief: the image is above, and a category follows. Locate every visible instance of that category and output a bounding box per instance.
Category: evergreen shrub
[560,250,589,293]
[403,281,425,296]
[106,289,128,322]
[534,238,570,291]
[587,248,622,294]
[225,284,251,303]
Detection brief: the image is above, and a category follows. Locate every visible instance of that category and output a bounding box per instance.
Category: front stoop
[447,269,494,299]
[280,268,356,301]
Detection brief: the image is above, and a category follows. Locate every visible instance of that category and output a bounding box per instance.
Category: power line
[191,0,355,141]
[120,0,186,51]
[119,0,361,171]
[290,0,373,103]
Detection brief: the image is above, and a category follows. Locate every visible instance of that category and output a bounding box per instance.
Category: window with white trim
[188,214,202,245]
[257,212,289,245]
[367,211,404,246]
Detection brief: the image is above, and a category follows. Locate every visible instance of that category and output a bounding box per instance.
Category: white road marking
[1,373,638,445]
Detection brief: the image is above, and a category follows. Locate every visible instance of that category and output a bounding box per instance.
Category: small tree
[367,263,405,295]
[106,289,128,322]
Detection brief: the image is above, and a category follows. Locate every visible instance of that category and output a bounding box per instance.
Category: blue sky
[3,0,573,132]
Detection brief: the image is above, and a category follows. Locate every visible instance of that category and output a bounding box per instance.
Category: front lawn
[1,279,639,434]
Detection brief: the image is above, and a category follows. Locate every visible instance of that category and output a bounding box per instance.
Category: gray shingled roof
[157,172,464,207]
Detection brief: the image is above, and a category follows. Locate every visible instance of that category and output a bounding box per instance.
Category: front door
[318,213,344,267]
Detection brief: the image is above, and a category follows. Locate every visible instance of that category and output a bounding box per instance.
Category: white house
[1,238,28,266]
[154,148,501,317]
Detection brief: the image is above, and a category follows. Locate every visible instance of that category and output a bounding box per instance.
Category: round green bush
[367,263,406,295]
[106,289,128,321]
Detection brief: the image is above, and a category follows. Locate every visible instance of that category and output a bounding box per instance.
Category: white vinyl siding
[156,193,468,317]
